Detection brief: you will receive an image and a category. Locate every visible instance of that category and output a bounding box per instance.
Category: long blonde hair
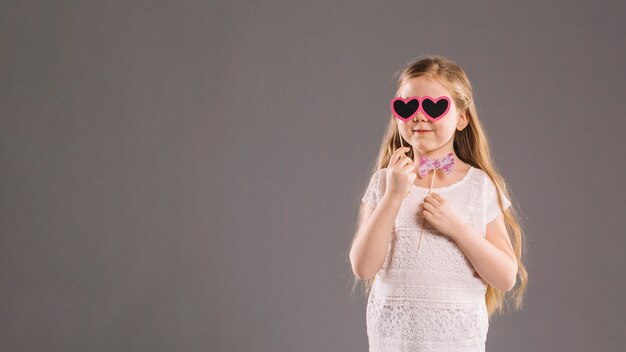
[347,54,528,319]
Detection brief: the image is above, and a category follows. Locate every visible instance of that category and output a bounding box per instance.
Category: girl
[348,55,528,351]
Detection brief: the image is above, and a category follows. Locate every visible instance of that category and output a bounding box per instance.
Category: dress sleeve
[361,169,385,208]
[485,175,511,224]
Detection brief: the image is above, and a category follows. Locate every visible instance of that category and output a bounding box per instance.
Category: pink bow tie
[418,153,455,177]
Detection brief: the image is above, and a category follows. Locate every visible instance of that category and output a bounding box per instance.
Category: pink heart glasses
[390,95,451,122]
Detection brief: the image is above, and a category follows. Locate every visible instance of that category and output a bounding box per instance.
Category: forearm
[350,194,403,280]
[450,222,517,291]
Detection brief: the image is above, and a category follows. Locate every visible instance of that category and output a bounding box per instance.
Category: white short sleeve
[485,175,511,224]
[361,168,385,208]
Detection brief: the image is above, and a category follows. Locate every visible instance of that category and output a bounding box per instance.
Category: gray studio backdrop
[2,1,625,351]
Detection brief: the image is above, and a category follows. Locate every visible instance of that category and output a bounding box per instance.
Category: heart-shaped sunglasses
[390,96,451,122]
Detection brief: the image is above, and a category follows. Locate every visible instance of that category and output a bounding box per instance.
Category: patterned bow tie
[418,152,456,177]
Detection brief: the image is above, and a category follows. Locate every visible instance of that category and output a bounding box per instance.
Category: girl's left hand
[420,193,464,240]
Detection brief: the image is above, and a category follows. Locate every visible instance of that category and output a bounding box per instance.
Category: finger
[389,148,404,166]
[398,155,413,168]
[389,147,410,167]
[430,193,444,202]
[422,202,435,213]
[402,162,416,174]
[423,194,440,206]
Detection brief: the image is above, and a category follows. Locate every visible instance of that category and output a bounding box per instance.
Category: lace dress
[360,166,511,352]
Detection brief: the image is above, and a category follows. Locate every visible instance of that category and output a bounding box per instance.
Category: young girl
[349,55,528,351]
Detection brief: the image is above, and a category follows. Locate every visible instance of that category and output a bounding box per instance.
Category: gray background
[1,1,625,351]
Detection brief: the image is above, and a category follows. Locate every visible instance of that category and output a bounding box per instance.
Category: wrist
[449,219,468,242]
[380,192,405,208]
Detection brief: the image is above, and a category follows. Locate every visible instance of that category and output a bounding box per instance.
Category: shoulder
[364,168,387,190]
[471,166,487,179]
[471,167,493,188]
[371,167,388,181]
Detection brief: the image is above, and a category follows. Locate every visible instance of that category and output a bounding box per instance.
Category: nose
[413,112,428,122]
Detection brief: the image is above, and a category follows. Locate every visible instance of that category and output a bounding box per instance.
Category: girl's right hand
[385,147,417,200]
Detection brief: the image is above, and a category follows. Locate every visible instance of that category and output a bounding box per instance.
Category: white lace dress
[360,166,511,352]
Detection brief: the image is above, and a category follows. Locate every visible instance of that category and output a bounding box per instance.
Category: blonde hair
[347,54,528,319]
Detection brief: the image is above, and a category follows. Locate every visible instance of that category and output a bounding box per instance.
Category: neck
[413,150,454,161]
[412,142,456,163]
[411,134,456,161]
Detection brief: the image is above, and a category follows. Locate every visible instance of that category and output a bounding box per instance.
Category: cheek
[398,122,412,132]
[433,119,457,134]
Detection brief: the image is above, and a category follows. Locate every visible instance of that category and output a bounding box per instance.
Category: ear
[457,110,469,130]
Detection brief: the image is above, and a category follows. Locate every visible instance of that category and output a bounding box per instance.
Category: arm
[449,215,518,291]
[350,194,403,280]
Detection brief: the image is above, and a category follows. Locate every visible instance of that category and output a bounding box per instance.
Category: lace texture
[360,167,511,351]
